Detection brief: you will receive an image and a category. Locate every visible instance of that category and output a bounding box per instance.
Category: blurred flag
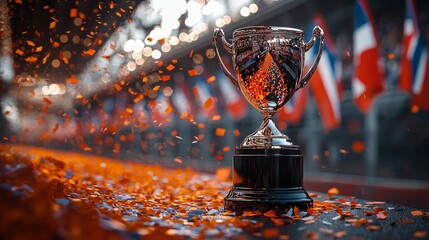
[399,0,429,110]
[193,76,218,120]
[353,0,385,113]
[306,14,341,131]
[133,98,150,124]
[217,71,248,120]
[277,87,308,125]
[149,94,173,124]
[112,93,127,127]
[172,78,195,121]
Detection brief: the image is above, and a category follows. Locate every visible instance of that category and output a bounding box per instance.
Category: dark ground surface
[0,144,428,239]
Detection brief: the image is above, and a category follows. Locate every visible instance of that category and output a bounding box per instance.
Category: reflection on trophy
[213,26,324,211]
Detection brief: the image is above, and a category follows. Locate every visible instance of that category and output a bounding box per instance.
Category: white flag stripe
[412,48,427,94]
[404,19,414,36]
[219,77,240,103]
[319,51,341,120]
[172,90,189,114]
[407,33,419,59]
[353,23,376,62]
[352,77,365,98]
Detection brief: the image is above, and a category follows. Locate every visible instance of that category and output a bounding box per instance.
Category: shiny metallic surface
[213,26,324,148]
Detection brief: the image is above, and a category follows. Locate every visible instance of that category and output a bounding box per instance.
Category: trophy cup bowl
[213,26,324,212]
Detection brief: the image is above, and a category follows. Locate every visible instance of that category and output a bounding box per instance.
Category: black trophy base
[224,147,312,213]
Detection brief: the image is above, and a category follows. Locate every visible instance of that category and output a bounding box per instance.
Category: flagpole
[304,94,322,171]
[364,85,380,181]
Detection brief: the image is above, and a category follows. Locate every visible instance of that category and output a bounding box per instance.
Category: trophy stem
[241,109,293,147]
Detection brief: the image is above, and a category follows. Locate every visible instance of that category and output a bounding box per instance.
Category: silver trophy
[213,26,324,211]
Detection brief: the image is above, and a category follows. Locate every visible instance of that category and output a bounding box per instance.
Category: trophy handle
[297,26,325,90]
[213,28,240,89]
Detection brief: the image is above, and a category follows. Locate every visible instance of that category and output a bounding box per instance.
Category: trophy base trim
[224,187,313,213]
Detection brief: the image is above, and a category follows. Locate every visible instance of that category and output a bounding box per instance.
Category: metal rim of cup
[233,26,303,38]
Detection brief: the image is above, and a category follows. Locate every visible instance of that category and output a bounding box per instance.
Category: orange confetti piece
[49,21,56,29]
[189,50,194,57]
[42,53,50,64]
[133,94,144,103]
[242,210,262,217]
[352,140,365,153]
[78,12,85,19]
[333,231,347,238]
[376,212,387,220]
[52,123,59,133]
[353,218,369,226]
[15,49,24,56]
[156,60,163,67]
[166,64,175,71]
[125,108,133,114]
[174,157,182,164]
[160,75,170,81]
[211,115,221,121]
[52,42,60,48]
[335,206,344,215]
[367,225,381,231]
[411,210,423,216]
[327,187,339,197]
[204,97,214,110]
[70,8,77,17]
[113,83,122,91]
[24,56,38,63]
[411,104,420,113]
[65,75,79,84]
[271,218,285,226]
[414,230,427,238]
[400,219,415,224]
[293,206,300,218]
[222,146,230,152]
[263,210,277,218]
[215,128,226,137]
[113,143,120,153]
[365,201,386,205]
[35,46,43,52]
[79,143,92,151]
[207,75,216,83]
[215,167,230,181]
[83,49,96,56]
[233,129,240,136]
[27,40,36,46]
[43,98,52,105]
[263,228,279,238]
[152,85,160,91]
[187,69,198,76]
[165,105,173,114]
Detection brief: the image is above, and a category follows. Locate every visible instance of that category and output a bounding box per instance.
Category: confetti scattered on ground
[1,144,428,239]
